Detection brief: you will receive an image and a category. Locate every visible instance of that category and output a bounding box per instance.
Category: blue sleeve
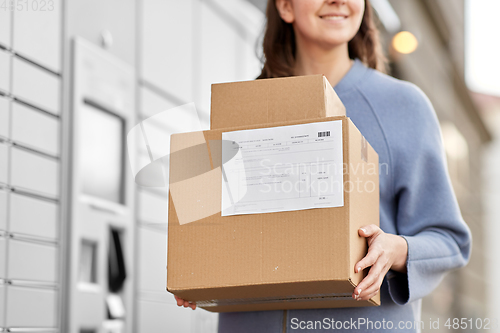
[385,83,472,305]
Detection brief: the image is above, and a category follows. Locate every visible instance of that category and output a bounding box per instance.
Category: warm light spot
[392,31,418,54]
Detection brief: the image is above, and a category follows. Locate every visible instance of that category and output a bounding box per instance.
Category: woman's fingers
[174,295,196,310]
[352,260,386,300]
[356,271,385,300]
[354,244,382,273]
[355,257,387,294]
[174,295,184,307]
[358,224,381,238]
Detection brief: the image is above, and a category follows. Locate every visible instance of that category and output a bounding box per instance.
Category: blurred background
[0,0,499,332]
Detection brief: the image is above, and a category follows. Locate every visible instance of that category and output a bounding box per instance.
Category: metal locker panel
[141,0,194,102]
[0,95,9,138]
[8,239,57,282]
[0,49,10,94]
[6,286,57,327]
[77,291,105,326]
[198,2,242,119]
[10,192,58,240]
[11,147,59,197]
[0,189,6,231]
[12,57,60,115]
[0,284,4,326]
[138,300,193,333]
[12,102,59,156]
[0,143,8,185]
[140,86,177,119]
[0,237,6,278]
[13,0,61,72]
[0,5,10,48]
[138,190,168,224]
[138,226,166,292]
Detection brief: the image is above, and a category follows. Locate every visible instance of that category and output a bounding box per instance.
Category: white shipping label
[221,120,344,216]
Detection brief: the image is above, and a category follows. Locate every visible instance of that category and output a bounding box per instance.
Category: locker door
[138,190,169,225]
[6,286,57,327]
[0,190,6,231]
[0,283,4,327]
[10,192,58,240]
[0,95,10,139]
[10,147,59,197]
[0,237,6,278]
[0,5,11,47]
[139,86,177,119]
[138,225,166,292]
[11,101,60,156]
[141,0,194,102]
[7,239,58,283]
[12,57,60,115]
[0,49,11,94]
[0,143,8,185]
[13,0,62,72]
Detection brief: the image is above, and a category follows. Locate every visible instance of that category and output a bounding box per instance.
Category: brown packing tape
[200,297,377,313]
[197,292,354,307]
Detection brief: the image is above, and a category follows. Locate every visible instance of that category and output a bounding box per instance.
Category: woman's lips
[319,14,348,21]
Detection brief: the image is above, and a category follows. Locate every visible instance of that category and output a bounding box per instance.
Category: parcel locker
[11,147,59,197]
[6,286,57,327]
[12,101,60,156]
[0,49,10,94]
[10,192,58,240]
[12,57,60,115]
[7,239,58,283]
[66,37,135,333]
[13,0,62,72]
[0,95,9,138]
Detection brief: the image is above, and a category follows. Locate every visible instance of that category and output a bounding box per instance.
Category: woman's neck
[293,40,353,87]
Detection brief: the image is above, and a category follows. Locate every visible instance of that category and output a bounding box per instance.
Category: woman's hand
[352,224,408,301]
[174,295,197,310]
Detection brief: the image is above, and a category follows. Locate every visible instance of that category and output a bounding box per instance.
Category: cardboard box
[210,74,346,130]
[167,115,380,312]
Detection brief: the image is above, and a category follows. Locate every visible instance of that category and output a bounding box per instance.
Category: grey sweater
[218,58,472,333]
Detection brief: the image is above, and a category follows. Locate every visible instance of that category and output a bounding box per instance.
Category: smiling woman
[174,0,472,332]
[258,0,387,81]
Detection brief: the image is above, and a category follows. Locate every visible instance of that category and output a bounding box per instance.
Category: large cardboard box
[210,74,346,130]
[167,114,380,312]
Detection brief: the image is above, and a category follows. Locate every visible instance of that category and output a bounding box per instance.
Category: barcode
[318,131,330,137]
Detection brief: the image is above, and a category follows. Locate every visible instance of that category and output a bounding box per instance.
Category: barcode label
[318,131,330,137]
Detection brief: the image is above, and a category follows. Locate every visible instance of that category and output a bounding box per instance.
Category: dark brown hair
[257,0,388,79]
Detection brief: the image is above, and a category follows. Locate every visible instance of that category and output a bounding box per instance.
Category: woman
[175,0,472,332]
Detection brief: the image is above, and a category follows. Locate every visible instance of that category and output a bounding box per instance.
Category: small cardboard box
[210,74,346,130]
[167,115,380,312]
